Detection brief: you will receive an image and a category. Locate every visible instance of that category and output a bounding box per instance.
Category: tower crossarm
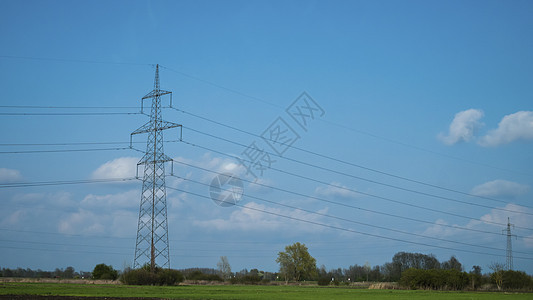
[131,120,181,136]
[137,152,173,165]
[142,89,172,100]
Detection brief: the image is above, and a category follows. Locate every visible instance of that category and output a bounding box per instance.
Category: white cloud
[0,168,22,182]
[315,182,358,198]
[58,209,106,235]
[421,204,533,249]
[439,109,484,145]
[477,203,533,249]
[11,191,76,210]
[52,190,141,237]
[80,190,139,209]
[91,157,139,180]
[193,201,328,234]
[196,153,247,177]
[479,203,532,227]
[478,111,533,147]
[246,177,275,194]
[174,153,248,186]
[0,210,26,227]
[422,219,461,238]
[471,180,530,198]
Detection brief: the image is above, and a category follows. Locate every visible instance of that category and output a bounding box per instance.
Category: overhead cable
[177,139,533,231]
[169,187,533,261]
[171,160,533,240]
[170,175,533,255]
[182,125,532,213]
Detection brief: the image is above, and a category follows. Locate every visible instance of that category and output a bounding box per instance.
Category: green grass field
[1,282,532,300]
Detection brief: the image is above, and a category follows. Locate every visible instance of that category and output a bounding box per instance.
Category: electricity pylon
[131,64,181,272]
[503,217,516,271]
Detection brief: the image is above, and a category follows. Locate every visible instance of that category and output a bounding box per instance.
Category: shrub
[399,268,470,290]
[184,270,223,282]
[158,269,184,286]
[232,274,261,284]
[502,270,533,290]
[120,268,183,286]
[92,264,118,280]
[317,277,330,286]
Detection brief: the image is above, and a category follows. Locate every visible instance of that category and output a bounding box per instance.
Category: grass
[1,282,531,299]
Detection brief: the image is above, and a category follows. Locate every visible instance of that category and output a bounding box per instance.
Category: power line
[0,239,132,250]
[0,105,139,109]
[0,112,141,116]
[0,227,474,254]
[0,245,275,259]
[0,245,130,256]
[0,141,130,147]
[0,139,181,147]
[0,239,281,254]
[182,125,532,213]
[2,56,528,178]
[170,160,533,240]
[0,228,309,246]
[177,140,533,232]
[0,177,137,188]
[169,187,533,260]
[168,175,533,256]
[0,55,152,66]
[0,244,388,259]
[160,65,283,110]
[0,147,132,154]
[4,54,515,177]
[169,104,529,178]
[0,227,135,240]
[172,108,531,205]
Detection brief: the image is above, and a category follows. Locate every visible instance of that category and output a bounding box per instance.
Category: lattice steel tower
[132,64,180,271]
[503,217,516,271]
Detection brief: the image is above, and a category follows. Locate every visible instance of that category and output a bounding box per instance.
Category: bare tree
[489,262,505,290]
[364,261,371,282]
[217,256,232,280]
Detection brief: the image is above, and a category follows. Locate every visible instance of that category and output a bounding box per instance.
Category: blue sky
[1,0,532,275]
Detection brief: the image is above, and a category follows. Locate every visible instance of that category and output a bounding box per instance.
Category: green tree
[92,263,118,280]
[63,266,75,279]
[276,242,317,282]
[469,265,482,289]
[390,252,440,281]
[442,256,462,271]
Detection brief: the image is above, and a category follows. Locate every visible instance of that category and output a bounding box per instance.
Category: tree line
[0,266,91,279]
[2,242,532,291]
[274,244,532,291]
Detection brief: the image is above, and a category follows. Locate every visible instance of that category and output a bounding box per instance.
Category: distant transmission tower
[503,217,516,271]
[131,64,181,271]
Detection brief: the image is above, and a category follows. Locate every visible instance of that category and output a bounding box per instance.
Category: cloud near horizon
[0,168,22,183]
[91,157,140,180]
[315,182,358,199]
[422,203,533,249]
[193,201,329,234]
[471,179,530,198]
